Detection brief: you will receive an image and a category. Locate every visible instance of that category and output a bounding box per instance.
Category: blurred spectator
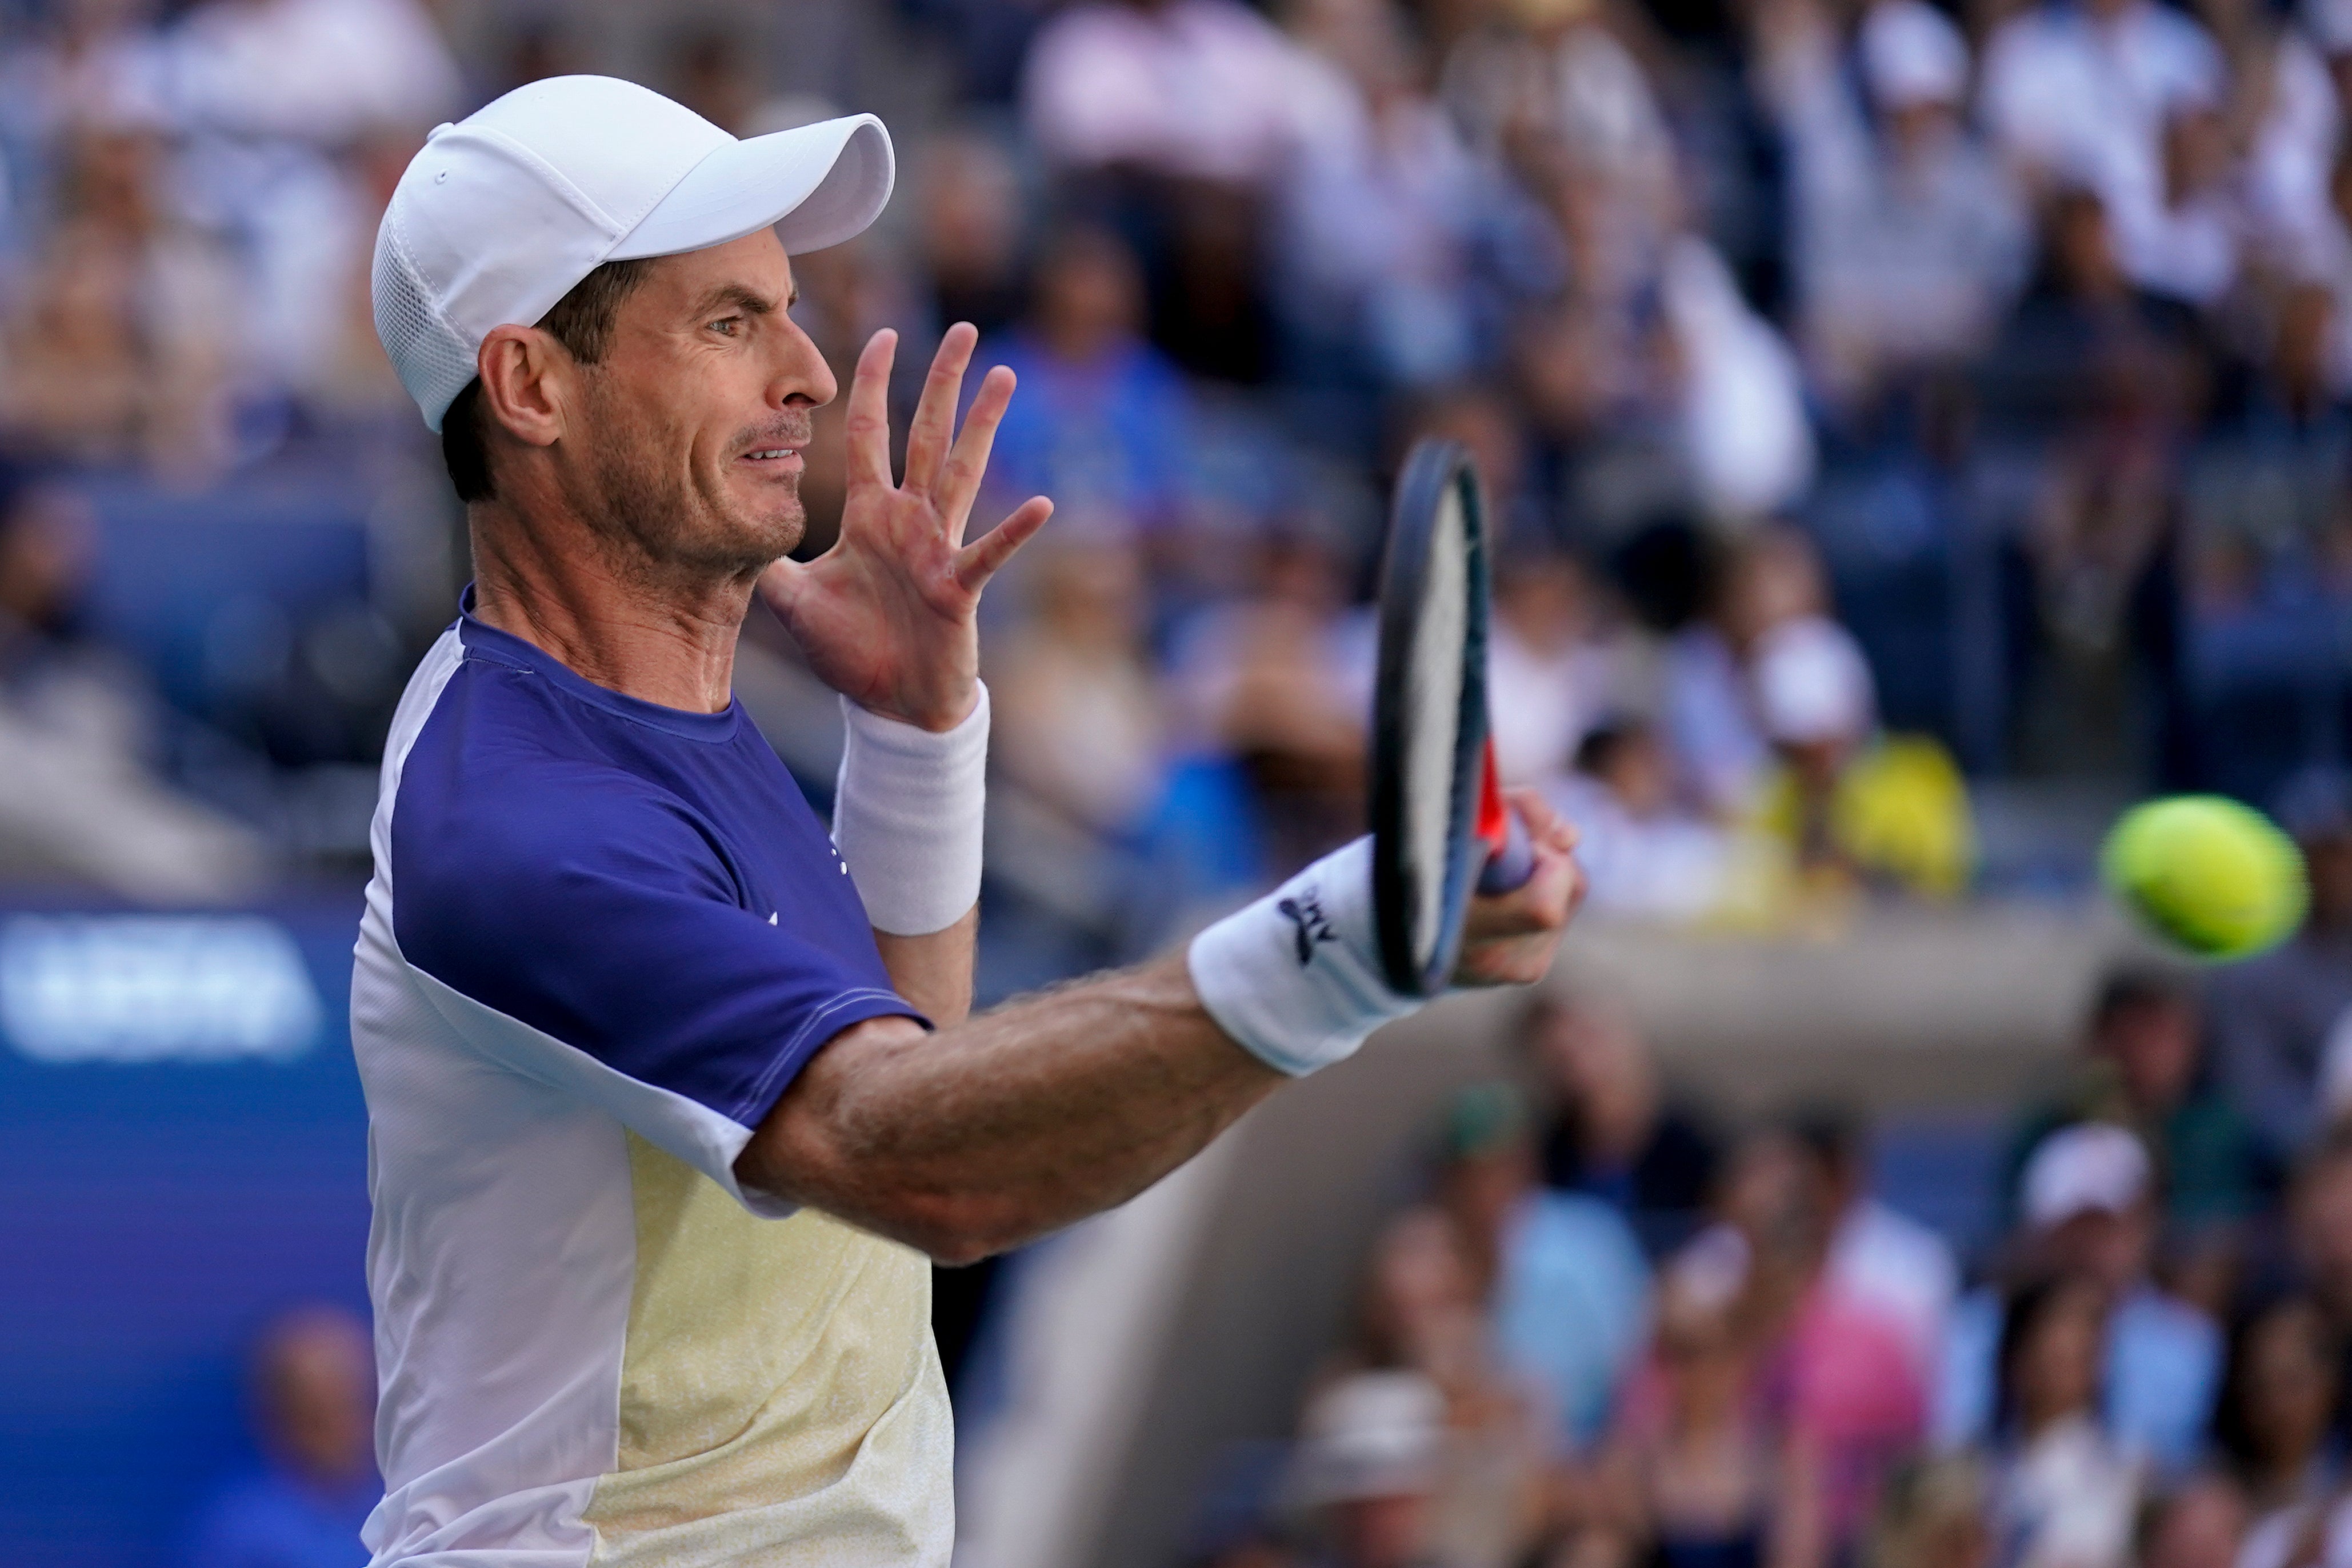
[1524,995,1721,1258]
[0,461,267,897]
[1979,184,2203,435]
[1024,0,1331,188]
[2183,283,2352,619]
[1663,526,1826,818]
[1548,718,1732,921]
[989,541,1167,834]
[1658,238,1819,524]
[1278,0,1489,398]
[985,222,1197,543]
[167,0,458,147]
[1578,1242,1825,1568]
[1939,1124,2222,1474]
[1861,1456,1991,1568]
[1169,529,1365,869]
[183,1303,376,1568]
[1488,549,1615,790]
[1435,1083,1653,1457]
[1331,1205,1552,1567]
[1286,1370,1455,1568]
[1974,185,2203,783]
[1755,0,2030,411]
[0,0,169,243]
[2139,1477,2250,1568]
[914,129,1029,343]
[2131,100,2241,309]
[1437,0,1677,224]
[2003,966,2259,1235]
[2209,1293,2341,1520]
[167,0,459,399]
[1734,615,1975,914]
[1022,0,1337,383]
[663,22,762,137]
[2210,768,2352,1163]
[1985,1274,2146,1568]
[1798,1109,1958,1391]
[1977,0,2224,297]
[291,121,420,423]
[1715,1123,1929,1557]
[0,117,242,472]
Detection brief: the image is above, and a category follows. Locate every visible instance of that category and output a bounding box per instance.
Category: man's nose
[769,315,838,409]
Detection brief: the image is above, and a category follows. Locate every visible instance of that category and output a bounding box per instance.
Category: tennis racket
[1369,438,1534,998]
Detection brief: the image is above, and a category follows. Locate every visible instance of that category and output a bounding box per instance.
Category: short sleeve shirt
[350,603,952,1567]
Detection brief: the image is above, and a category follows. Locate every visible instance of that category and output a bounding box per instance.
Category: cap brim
[610,113,894,262]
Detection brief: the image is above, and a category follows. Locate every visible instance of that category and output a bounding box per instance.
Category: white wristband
[1186,837,1425,1076]
[831,684,989,936]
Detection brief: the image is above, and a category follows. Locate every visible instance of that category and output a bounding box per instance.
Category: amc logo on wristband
[1277,890,1337,967]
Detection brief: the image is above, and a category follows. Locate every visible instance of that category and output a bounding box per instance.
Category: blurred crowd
[1220,773,2351,1568]
[0,0,2342,937]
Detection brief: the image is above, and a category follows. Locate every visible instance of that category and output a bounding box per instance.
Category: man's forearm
[738,951,1282,1262]
[745,806,1580,1263]
[872,907,978,1028]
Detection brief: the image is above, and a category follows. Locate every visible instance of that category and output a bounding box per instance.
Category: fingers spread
[844,330,899,492]
[952,495,1053,594]
[936,363,1017,544]
[902,324,978,501]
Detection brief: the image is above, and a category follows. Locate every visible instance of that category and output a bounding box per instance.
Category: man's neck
[467,499,753,715]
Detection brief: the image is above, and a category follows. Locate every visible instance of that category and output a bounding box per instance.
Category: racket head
[1370,438,1497,998]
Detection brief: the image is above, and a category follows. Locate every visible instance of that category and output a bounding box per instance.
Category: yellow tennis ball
[2101,795,2309,961]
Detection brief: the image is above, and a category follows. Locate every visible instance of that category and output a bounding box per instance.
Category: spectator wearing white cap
[1936,1124,2222,1476]
[1285,1370,1450,1568]
[2001,967,2259,1250]
[1730,613,1975,915]
[1752,0,2029,409]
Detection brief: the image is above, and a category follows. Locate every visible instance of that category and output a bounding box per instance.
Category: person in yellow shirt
[1721,615,1974,927]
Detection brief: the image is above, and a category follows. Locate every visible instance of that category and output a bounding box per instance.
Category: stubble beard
[575,382,809,590]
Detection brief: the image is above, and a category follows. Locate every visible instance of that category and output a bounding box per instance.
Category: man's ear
[476,326,571,450]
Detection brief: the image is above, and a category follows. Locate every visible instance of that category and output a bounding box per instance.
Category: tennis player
[351,75,1581,1566]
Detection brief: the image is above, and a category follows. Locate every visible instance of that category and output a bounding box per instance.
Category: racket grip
[1478,813,1535,895]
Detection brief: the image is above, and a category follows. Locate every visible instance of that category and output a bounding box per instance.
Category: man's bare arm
[871,908,977,1028]
[738,805,1580,1263]
[738,951,1278,1263]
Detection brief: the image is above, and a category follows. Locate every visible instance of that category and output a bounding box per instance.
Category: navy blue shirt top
[387,600,923,1131]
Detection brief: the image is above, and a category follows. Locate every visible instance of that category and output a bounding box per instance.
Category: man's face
[2046,1205,2150,1293]
[2098,998,2197,1110]
[560,230,837,581]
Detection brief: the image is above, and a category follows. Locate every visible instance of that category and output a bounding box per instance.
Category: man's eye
[710,317,741,336]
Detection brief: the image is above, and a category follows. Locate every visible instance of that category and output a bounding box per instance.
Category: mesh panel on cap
[373,214,480,432]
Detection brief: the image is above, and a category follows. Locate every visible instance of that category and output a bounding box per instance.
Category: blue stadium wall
[0,891,374,1567]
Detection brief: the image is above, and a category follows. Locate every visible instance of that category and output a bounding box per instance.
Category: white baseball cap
[1861,0,1969,109]
[1753,615,1876,746]
[373,74,895,432]
[1289,1371,1445,1505]
[2022,1122,2151,1230]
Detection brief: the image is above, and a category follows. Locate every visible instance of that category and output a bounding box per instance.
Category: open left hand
[1453,789,1585,988]
[759,324,1053,731]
